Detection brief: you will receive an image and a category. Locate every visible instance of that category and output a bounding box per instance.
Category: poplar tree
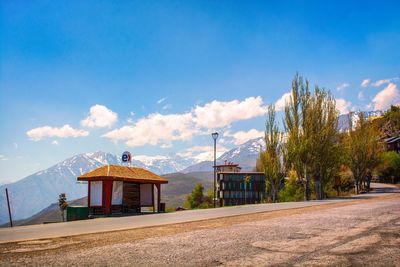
[305,87,340,199]
[284,74,312,200]
[284,74,341,200]
[257,104,284,203]
[345,113,381,194]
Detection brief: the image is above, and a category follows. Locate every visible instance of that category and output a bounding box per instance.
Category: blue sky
[1,0,400,183]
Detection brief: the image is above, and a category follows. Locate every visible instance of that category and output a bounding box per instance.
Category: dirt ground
[1,193,399,266]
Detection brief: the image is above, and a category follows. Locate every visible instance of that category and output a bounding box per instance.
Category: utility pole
[5,188,13,227]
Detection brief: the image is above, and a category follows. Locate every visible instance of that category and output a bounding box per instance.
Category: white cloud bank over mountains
[103,97,267,148]
[26,77,400,148]
[103,112,196,147]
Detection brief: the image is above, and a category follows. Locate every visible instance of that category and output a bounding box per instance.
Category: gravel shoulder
[1,193,399,266]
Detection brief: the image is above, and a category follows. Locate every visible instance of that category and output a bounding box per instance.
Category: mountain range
[0,110,383,225]
[0,138,265,225]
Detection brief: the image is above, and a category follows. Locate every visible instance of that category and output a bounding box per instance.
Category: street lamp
[212,132,219,208]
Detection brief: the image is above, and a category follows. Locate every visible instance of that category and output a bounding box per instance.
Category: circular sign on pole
[122,151,131,163]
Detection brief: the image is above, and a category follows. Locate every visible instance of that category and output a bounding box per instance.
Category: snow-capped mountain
[134,155,196,174]
[337,110,383,132]
[219,137,265,167]
[0,152,114,225]
[0,151,195,225]
[182,137,265,173]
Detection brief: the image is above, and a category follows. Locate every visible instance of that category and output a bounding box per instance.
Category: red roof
[77,165,168,184]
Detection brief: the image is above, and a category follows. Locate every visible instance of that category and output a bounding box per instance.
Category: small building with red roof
[77,165,168,215]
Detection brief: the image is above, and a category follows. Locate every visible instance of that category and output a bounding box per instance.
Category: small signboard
[122,151,131,162]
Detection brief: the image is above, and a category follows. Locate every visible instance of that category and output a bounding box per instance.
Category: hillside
[162,172,212,209]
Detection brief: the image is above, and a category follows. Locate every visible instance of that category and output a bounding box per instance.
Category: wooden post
[88,181,91,208]
[152,184,155,213]
[155,184,161,212]
[5,188,13,227]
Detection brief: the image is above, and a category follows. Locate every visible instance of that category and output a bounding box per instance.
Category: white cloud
[13,142,18,149]
[51,140,59,145]
[372,83,400,110]
[193,97,266,129]
[177,145,228,162]
[27,124,89,141]
[358,91,365,100]
[336,98,353,114]
[372,77,399,87]
[104,96,267,148]
[360,79,370,87]
[103,112,196,147]
[157,97,166,104]
[0,155,8,161]
[336,83,349,92]
[226,129,264,145]
[275,92,291,111]
[81,104,118,128]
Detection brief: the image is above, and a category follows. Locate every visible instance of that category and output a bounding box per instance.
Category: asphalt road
[0,183,397,244]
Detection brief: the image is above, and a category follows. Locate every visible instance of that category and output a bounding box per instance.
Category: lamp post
[211,132,219,208]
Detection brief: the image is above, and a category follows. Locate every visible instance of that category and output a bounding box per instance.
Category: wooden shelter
[77,165,168,215]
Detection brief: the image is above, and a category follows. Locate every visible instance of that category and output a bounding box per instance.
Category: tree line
[185,74,399,209]
[257,74,399,202]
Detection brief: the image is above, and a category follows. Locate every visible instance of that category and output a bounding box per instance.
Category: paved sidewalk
[0,183,397,244]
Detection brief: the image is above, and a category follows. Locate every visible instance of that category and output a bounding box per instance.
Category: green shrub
[185,183,213,209]
[279,170,304,202]
[377,151,400,183]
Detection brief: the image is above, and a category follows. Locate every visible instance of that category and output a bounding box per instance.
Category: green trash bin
[67,206,89,221]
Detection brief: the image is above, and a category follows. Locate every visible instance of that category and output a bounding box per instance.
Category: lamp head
[211,132,219,140]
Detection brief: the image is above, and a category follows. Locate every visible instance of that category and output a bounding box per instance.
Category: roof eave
[77,176,168,184]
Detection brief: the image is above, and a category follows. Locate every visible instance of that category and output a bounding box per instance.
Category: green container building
[67,206,89,221]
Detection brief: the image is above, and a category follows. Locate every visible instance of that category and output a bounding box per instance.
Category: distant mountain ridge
[182,137,265,173]
[0,151,119,225]
[1,110,382,225]
[0,151,199,224]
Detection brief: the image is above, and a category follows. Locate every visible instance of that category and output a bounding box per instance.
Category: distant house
[77,165,168,215]
[384,135,400,153]
[217,162,266,206]
[215,160,242,173]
